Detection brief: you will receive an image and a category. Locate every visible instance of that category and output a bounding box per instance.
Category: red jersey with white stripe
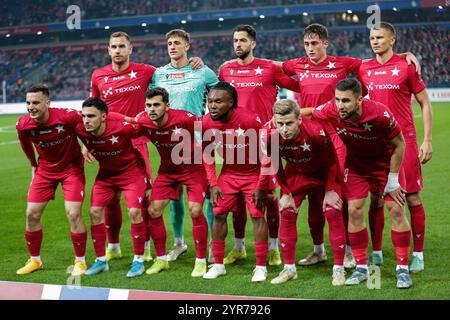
[136,109,201,173]
[312,99,401,171]
[76,112,143,173]
[283,55,361,108]
[90,62,156,117]
[358,54,426,142]
[219,58,299,124]
[202,108,263,177]
[16,107,83,173]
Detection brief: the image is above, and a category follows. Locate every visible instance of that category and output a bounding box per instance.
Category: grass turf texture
[0,102,449,299]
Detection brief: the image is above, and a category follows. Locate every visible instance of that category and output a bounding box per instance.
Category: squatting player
[150,29,218,263]
[76,98,147,278]
[130,87,209,278]
[202,82,270,282]
[359,22,432,272]
[16,84,88,276]
[306,79,413,289]
[254,99,347,286]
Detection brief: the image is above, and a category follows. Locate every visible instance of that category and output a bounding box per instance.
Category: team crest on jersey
[104,76,109,83]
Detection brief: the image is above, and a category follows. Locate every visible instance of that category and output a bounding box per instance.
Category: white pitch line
[0,140,18,145]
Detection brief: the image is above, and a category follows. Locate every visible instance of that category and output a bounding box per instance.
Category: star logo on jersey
[391,66,400,76]
[138,197,142,204]
[103,87,113,99]
[109,135,119,144]
[301,141,311,151]
[327,61,336,69]
[383,111,390,118]
[362,122,373,131]
[172,126,182,135]
[254,66,263,75]
[187,113,194,118]
[367,70,372,77]
[104,76,109,83]
[123,121,130,126]
[235,127,245,137]
[230,69,234,75]
[55,125,65,133]
[319,129,326,136]
[128,70,137,79]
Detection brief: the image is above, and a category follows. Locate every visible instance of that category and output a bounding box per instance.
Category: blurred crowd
[1,0,359,27]
[1,25,448,102]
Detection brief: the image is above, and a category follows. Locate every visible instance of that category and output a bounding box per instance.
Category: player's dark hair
[233,24,256,41]
[374,21,397,37]
[82,97,108,113]
[274,99,300,118]
[27,84,50,98]
[146,87,169,103]
[304,23,328,40]
[210,81,238,109]
[166,29,190,43]
[335,78,362,97]
[110,31,131,43]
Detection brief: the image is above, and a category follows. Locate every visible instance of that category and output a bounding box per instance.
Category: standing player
[307,79,413,289]
[150,29,218,263]
[254,99,347,286]
[218,25,300,266]
[279,23,419,268]
[202,82,269,282]
[359,22,432,272]
[16,84,87,276]
[76,97,147,278]
[130,87,209,277]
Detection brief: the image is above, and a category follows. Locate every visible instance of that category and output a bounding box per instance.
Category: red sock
[149,216,167,257]
[279,208,298,264]
[342,201,351,245]
[232,196,247,239]
[308,193,325,245]
[324,208,346,265]
[368,203,385,251]
[192,214,208,259]
[131,221,146,256]
[91,223,106,258]
[409,204,425,252]
[25,229,43,257]
[266,197,280,239]
[142,196,151,242]
[104,199,122,244]
[391,230,410,266]
[212,240,225,264]
[348,228,369,265]
[70,231,87,257]
[255,241,268,267]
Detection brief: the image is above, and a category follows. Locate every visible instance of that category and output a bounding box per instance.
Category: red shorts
[91,167,147,208]
[214,173,264,218]
[150,166,208,203]
[400,141,423,194]
[132,140,153,187]
[285,172,342,209]
[28,166,85,203]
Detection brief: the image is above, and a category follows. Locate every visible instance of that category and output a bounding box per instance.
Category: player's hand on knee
[387,187,406,207]
[323,190,343,211]
[251,189,266,210]
[210,185,223,208]
[279,193,296,212]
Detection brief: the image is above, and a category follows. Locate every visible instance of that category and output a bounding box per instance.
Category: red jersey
[312,99,401,171]
[135,109,201,173]
[219,58,299,124]
[16,108,83,173]
[202,108,263,179]
[76,112,143,173]
[90,62,156,117]
[283,55,361,108]
[358,54,426,142]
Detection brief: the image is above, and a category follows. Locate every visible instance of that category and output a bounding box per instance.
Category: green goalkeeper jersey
[151,62,219,116]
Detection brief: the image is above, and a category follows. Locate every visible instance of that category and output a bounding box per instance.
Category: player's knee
[66,208,82,225]
[406,193,422,207]
[26,208,42,225]
[89,207,103,223]
[128,208,142,223]
[148,205,162,219]
[388,203,405,222]
[188,204,202,218]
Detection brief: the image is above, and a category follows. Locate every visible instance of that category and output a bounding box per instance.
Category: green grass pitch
[0,102,449,299]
